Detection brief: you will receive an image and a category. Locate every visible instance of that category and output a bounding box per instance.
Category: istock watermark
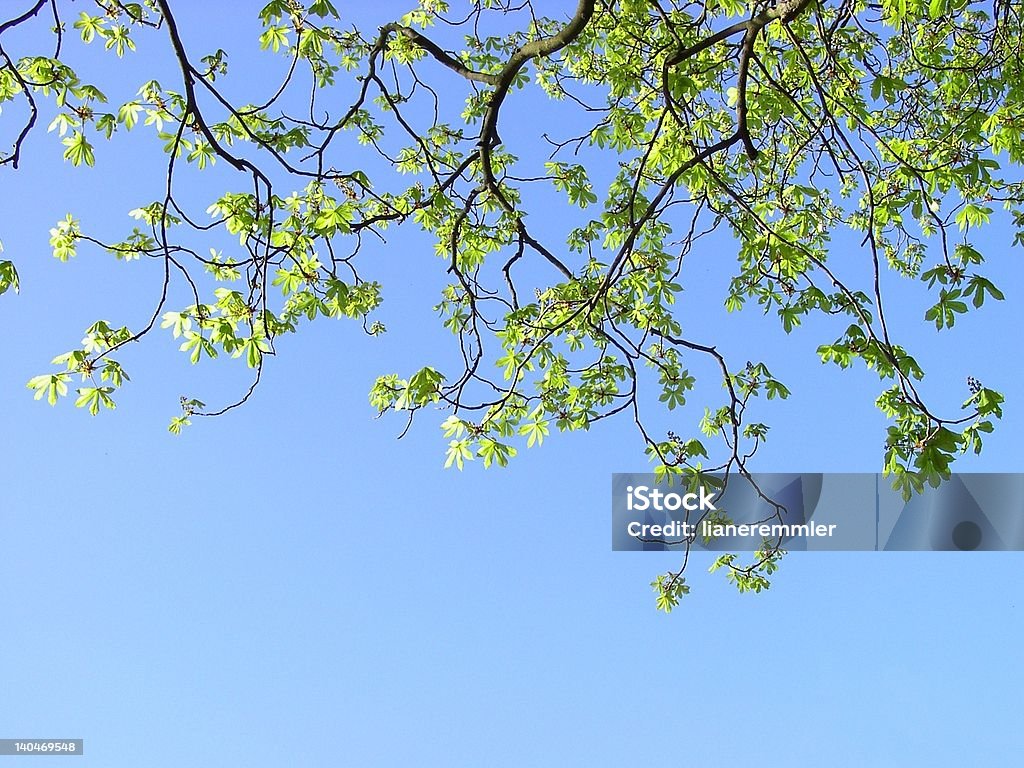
[624,484,718,512]
[612,473,1024,552]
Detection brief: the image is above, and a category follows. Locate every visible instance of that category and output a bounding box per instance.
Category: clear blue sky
[2,2,1023,765]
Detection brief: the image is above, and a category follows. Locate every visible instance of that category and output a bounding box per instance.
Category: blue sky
[2,1,1023,765]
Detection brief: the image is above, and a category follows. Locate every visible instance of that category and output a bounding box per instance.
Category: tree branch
[380,23,501,86]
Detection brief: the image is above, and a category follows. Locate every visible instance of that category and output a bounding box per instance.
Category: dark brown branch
[0,0,47,37]
[736,0,816,158]
[664,0,815,158]
[473,0,596,279]
[479,0,596,152]
[154,0,270,183]
[0,43,37,169]
[380,23,501,86]
[0,0,52,168]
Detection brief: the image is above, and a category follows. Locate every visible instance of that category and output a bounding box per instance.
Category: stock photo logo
[612,474,1024,551]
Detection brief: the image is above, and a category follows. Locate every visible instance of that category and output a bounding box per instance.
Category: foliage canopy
[2,0,1021,601]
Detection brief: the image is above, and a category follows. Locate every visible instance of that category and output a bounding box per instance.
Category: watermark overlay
[0,740,82,756]
[612,473,1024,551]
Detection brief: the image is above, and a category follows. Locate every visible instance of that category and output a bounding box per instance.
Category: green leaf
[964,275,1004,308]
[62,132,96,167]
[0,259,18,296]
[478,438,517,468]
[444,439,474,470]
[49,214,80,261]
[955,203,993,231]
[407,366,444,406]
[73,12,106,44]
[74,386,116,415]
[27,373,69,406]
[519,419,550,448]
[259,25,290,52]
[160,311,192,339]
